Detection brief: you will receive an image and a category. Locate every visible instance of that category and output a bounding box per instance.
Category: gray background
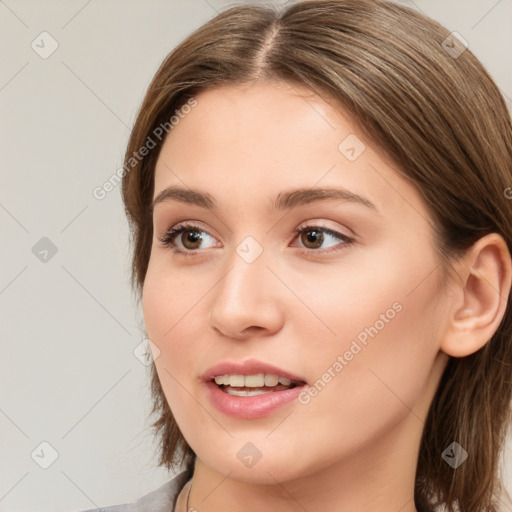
[1,0,511,510]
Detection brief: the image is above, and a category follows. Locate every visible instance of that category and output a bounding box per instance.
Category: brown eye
[300,229,325,249]
[159,223,217,252]
[294,224,354,253]
[180,229,203,250]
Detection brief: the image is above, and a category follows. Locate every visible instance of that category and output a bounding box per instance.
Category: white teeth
[225,388,268,397]
[264,374,279,386]
[228,375,245,387]
[213,373,296,388]
[244,374,265,387]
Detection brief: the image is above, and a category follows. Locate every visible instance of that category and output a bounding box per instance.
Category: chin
[218,460,300,485]
[194,441,321,485]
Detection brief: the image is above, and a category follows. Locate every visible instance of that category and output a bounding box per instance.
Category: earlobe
[441,233,512,358]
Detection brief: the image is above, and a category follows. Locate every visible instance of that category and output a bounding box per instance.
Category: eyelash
[157,222,354,257]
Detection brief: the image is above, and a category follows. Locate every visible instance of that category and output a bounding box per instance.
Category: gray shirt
[78,471,190,512]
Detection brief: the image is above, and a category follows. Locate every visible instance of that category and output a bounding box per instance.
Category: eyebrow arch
[151,186,378,213]
[273,187,377,212]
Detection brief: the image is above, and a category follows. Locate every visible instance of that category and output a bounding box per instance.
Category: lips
[201,359,308,419]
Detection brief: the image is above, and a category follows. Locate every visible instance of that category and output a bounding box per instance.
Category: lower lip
[204,380,306,419]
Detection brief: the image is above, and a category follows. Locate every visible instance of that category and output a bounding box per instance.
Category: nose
[208,246,285,340]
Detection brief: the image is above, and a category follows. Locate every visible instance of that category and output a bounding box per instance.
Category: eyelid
[294,220,355,240]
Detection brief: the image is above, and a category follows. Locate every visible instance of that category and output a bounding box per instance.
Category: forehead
[153,81,427,221]
[156,81,354,171]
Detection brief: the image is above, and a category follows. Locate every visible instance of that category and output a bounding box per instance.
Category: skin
[142,81,511,512]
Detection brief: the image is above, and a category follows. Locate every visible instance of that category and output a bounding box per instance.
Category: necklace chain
[185,478,192,511]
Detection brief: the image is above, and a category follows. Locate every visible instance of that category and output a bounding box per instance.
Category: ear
[441,233,512,358]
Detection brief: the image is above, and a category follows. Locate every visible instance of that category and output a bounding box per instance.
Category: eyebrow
[151,186,378,213]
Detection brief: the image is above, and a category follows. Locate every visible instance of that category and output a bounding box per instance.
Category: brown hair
[121,1,512,510]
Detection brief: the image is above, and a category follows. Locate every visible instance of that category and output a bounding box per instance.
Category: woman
[81,0,512,510]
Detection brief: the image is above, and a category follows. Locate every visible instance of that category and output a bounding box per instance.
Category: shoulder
[77,471,191,512]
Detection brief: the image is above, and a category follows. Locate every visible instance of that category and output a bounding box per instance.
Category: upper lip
[202,358,307,384]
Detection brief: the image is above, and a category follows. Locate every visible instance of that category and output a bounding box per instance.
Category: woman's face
[143,81,451,483]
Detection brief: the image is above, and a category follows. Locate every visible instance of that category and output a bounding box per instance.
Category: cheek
[142,259,206,347]
[308,260,445,435]
[142,259,215,412]
[142,264,197,391]
[142,267,204,441]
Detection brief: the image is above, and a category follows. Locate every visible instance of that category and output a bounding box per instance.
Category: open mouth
[212,373,306,397]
